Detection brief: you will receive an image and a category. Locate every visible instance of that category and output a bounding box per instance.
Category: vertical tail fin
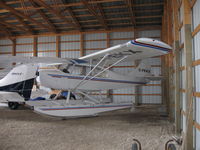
[0,64,38,100]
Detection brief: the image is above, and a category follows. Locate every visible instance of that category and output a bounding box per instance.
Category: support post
[12,39,16,56]
[172,0,181,134]
[182,0,193,149]
[80,33,84,57]
[134,30,141,105]
[56,36,61,57]
[33,37,38,57]
[106,33,113,102]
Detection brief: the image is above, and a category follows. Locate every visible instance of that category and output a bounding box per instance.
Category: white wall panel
[182,92,186,112]
[141,96,161,104]
[110,31,134,39]
[0,39,12,45]
[38,36,56,42]
[85,33,106,40]
[179,5,184,23]
[192,0,200,29]
[16,38,33,44]
[193,32,200,60]
[61,34,80,41]
[180,49,186,66]
[61,42,80,50]
[16,45,33,52]
[0,40,12,54]
[16,53,33,57]
[61,51,80,58]
[138,30,160,37]
[38,43,56,51]
[195,128,200,150]
[183,115,186,132]
[113,95,135,103]
[193,1,200,149]
[180,27,185,44]
[0,46,12,53]
[142,86,161,94]
[195,66,200,92]
[196,98,200,124]
[85,41,106,49]
[181,70,186,89]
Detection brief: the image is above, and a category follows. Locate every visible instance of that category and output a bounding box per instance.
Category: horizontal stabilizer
[145,76,164,81]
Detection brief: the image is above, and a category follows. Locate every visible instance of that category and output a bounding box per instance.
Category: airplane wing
[0,56,87,68]
[79,38,172,62]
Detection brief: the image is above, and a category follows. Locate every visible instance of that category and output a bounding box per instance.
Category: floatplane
[0,38,171,118]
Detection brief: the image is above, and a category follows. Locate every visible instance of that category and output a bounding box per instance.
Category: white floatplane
[0,38,172,118]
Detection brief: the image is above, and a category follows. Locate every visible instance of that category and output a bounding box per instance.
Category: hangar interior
[0,0,199,150]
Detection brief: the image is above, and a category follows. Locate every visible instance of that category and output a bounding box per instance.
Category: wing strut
[73,53,109,90]
[74,55,128,90]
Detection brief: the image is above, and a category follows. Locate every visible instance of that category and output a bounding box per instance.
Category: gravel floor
[0,104,174,150]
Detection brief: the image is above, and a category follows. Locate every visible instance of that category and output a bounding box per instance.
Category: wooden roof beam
[12,15,33,34]
[0,20,28,32]
[96,3,108,29]
[29,0,57,33]
[81,0,108,30]
[0,0,50,31]
[63,7,82,31]
[0,2,164,13]
[33,0,80,31]
[124,0,135,26]
[0,23,12,38]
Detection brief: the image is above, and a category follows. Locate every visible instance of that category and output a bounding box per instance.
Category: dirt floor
[0,104,174,150]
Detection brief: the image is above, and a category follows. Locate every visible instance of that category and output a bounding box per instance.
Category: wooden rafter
[29,0,57,33]
[4,1,163,8]
[0,0,49,31]
[0,23,12,38]
[81,0,108,30]
[33,0,80,31]
[124,0,135,26]
[0,2,164,14]
[2,14,163,24]
[0,20,27,32]
[63,7,82,31]
[96,3,108,29]
[12,15,33,34]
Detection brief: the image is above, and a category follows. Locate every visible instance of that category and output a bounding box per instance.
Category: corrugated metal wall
[61,34,80,58]
[38,36,56,57]
[16,38,33,57]
[192,0,200,149]
[0,39,12,56]
[0,30,162,104]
